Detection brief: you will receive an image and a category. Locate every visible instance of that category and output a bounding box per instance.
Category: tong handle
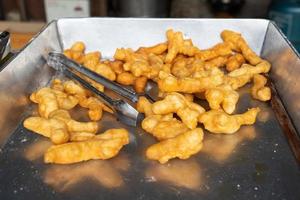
[63,67,140,127]
[0,31,16,70]
[0,31,9,60]
[49,52,139,103]
[63,68,116,109]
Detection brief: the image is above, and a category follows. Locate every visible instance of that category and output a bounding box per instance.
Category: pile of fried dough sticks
[24,29,271,164]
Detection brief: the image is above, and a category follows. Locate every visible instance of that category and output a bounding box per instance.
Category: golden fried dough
[52,89,79,110]
[70,41,85,52]
[109,60,124,74]
[48,108,71,123]
[94,62,116,81]
[198,108,260,134]
[136,42,168,55]
[196,42,232,61]
[158,68,224,93]
[81,97,103,121]
[30,88,59,118]
[205,84,239,114]
[221,30,262,65]
[49,109,99,133]
[114,48,150,77]
[142,114,189,140]
[94,128,129,144]
[24,108,99,144]
[63,80,88,101]
[152,92,205,129]
[251,74,271,101]
[184,93,194,102]
[63,41,86,63]
[70,132,96,142]
[24,117,69,144]
[44,129,129,164]
[63,80,112,119]
[171,57,204,78]
[223,61,271,90]
[134,76,148,93]
[228,60,271,77]
[82,51,101,71]
[177,106,202,130]
[67,120,99,134]
[51,79,64,91]
[114,48,165,80]
[204,56,229,69]
[146,128,204,164]
[165,29,200,63]
[80,97,113,121]
[137,96,154,117]
[116,72,136,85]
[223,74,252,90]
[152,92,186,114]
[226,53,245,71]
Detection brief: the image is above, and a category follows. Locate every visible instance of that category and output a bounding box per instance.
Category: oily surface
[0,89,299,200]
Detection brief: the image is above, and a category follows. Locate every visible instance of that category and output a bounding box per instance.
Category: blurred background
[0,0,299,51]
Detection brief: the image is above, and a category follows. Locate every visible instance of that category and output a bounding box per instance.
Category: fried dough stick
[82,51,101,71]
[51,79,79,110]
[142,114,190,141]
[63,41,85,63]
[205,84,239,114]
[157,68,224,93]
[32,84,79,114]
[137,97,190,140]
[64,43,106,92]
[198,108,260,134]
[63,80,112,121]
[80,97,113,121]
[224,61,271,90]
[136,42,168,55]
[49,109,98,133]
[52,90,79,110]
[228,61,271,77]
[30,88,59,118]
[114,48,163,79]
[146,128,204,164]
[165,29,200,63]
[151,92,205,129]
[24,117,69,144]
[251,74,271,101]
[136,96,154,117]
[24,109,99,144]
[44,129,129,164]
[196,42,232,61]
[171,57,204,78]
[204,56,229,69]
[221,30,262,65]
[63,80,89,101]
[226,53,245,71]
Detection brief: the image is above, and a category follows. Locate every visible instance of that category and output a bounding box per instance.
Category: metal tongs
[47,52,147,127]
[0,31,15,68]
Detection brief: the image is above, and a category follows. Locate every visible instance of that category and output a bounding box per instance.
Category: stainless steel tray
[0,18,299,200]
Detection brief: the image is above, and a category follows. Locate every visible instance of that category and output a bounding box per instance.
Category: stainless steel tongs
[47,52,146,127]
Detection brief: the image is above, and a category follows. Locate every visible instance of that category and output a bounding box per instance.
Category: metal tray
[0,18,299,200]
